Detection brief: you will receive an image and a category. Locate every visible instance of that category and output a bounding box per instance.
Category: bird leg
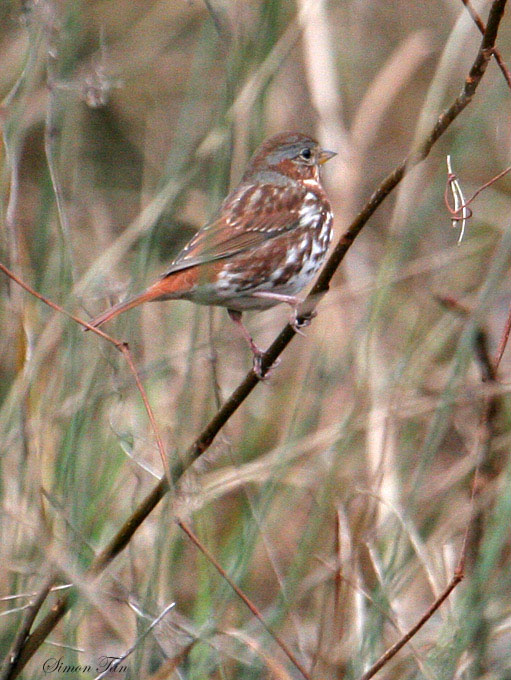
[227,309,270,378]
[251,291,317,334]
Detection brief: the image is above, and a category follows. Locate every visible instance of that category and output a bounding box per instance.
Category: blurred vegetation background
[1,0,511,678]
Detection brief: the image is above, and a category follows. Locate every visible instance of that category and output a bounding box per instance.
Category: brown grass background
[1,1,511,678]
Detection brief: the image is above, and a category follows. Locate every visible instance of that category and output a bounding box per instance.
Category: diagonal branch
[359,569,464,680]
[0,263,170,479]
[0,1,507,677]
[177,519,312,680]
[461,0,511,88]
[359,291,505,679]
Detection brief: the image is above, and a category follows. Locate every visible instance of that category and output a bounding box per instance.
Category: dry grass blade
[446,155,470,243]
[92,602,175,680]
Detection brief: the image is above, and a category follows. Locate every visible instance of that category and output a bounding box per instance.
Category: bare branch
[359,571,464,680]
[461,0,511,88]
[177,519,312,680]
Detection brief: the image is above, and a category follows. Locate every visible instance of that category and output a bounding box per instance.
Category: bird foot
[291,307,317,335]
[253,352,281,380]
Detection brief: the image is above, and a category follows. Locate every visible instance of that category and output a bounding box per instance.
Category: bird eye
[299,148,313,161]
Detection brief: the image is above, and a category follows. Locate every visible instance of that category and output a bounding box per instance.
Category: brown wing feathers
[88,182,308,328]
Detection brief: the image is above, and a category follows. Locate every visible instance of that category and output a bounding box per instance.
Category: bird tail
[86,270,196,329]
[88,287,161,329]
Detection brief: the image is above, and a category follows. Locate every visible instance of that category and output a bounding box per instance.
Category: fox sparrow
[89,132,336,376]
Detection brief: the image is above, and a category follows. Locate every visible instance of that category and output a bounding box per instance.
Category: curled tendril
[445,155,470,244]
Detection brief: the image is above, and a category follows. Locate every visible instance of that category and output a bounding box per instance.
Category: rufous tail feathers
[88,277,180,328]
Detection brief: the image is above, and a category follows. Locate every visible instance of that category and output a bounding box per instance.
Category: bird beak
[318,149,337,165]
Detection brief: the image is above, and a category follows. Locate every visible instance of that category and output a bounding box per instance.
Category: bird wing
[160,183,306,277]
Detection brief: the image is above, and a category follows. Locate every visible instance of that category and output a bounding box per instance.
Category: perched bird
[89,132,336,375]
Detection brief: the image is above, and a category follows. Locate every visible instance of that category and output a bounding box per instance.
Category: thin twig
[0,2,507,676]
[0,262,170,478]
[372,295,501,680]
[311,0,507,301]
[358,435,476,680]
[461,0,511,88]
[359,571,464,680]
[445,160,511,237]
[494,310,511,368]
[0,263,120,343]
[176,519,312,680]
[1,578,54,673]
[118,344,170,480]
[462,165,511,207]
[0,262,172,677]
